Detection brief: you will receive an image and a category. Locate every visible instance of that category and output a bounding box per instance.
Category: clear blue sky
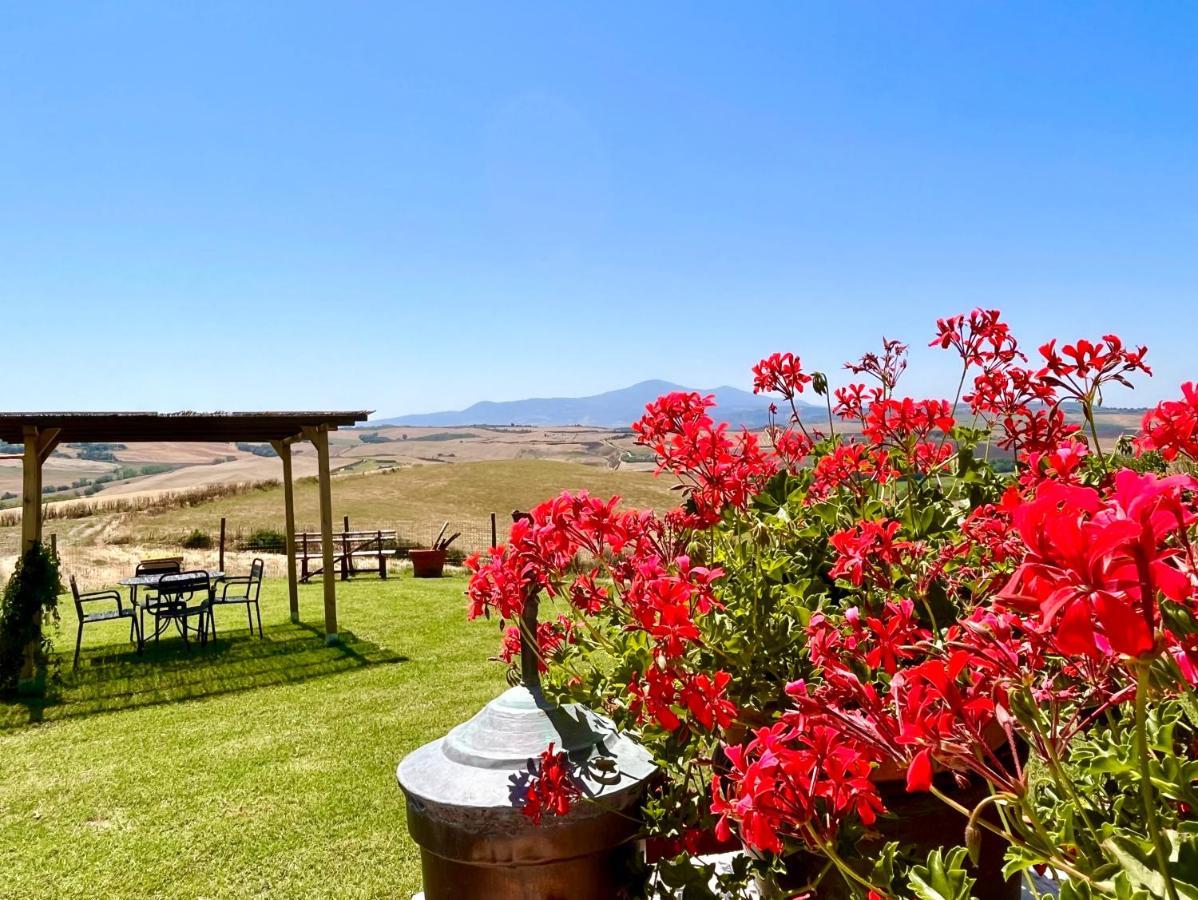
[2,3,1195,416]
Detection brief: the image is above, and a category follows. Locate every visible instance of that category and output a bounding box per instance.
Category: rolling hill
[375,379,804,428]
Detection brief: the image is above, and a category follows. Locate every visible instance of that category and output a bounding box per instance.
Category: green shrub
[236,442,277,458]
[241,528,286,553]
[0,543,62,695]
[358,431,393,444]
[181,529,214,550]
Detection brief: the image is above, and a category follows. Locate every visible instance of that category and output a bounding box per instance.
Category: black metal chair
[135,558,183,578]
[144,570,213,651]
[207,558,264,639]
[125,557,184,613]
[70,575,140,670]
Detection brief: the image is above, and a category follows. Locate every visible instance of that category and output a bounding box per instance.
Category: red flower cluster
[465,490,660,622]
[470,308,1198,881]
[827,519,916,589]
[711,720,884,853]
[808,598,929,675]
[629,667,736,732]
[1001,470,1197,659]
[752,352,812,400]
[466,487,738,737]
[1040,335,1150,385]
[768,426,814,472]
[521,743,582,825]
[832,383,880,422]
[633,391,776,527]
[1139,382,1198,461]
[862,397,955,448]
[933,308,1089,455]
[808,443,898,502]
[499,614,576,673]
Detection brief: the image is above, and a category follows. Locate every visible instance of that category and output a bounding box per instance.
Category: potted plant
[466,311,1198,899]
[409,523,460,578]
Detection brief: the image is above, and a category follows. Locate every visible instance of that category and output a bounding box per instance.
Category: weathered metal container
[397,681,656,899]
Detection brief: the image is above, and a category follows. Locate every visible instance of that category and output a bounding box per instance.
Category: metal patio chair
[133,557,183,606]
[207,558,264,639]
[70,575,140,670]
[144,570,213,651]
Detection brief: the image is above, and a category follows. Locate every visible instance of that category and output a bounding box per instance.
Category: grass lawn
[0,574,507,898]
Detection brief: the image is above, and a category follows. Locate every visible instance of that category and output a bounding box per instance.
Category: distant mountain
[374,379,809,428]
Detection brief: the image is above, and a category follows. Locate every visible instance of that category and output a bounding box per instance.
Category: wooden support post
[21,426,42,552]
[18,425,55,692]
[218,517,226,572]
[305,427,339,644]
[273,440,301,624]
[49,533,57,560]
[490,511,498,550]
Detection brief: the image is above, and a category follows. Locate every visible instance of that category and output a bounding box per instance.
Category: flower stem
[1040,739,1099,847]
[929,785,1093,885]
[1135,659,1180,900]
[1081,395,1107,466]
[812,835,886,897]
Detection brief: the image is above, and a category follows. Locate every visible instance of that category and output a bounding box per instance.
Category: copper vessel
[397,595,656,899]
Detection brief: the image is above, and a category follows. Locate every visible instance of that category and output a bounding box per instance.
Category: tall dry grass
[0,479,281,528]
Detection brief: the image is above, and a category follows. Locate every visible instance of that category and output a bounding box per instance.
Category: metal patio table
[120,570,224,651]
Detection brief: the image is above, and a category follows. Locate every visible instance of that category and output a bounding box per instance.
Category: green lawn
[0,575,506,898]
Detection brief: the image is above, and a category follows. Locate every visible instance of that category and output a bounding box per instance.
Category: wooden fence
[41,513,504,586]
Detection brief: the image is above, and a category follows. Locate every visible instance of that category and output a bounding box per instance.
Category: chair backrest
[137,557,183,578]
[156,570,210,603]
[249,558,265,600]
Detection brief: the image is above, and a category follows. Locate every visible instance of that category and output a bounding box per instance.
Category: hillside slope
[376,379,798,427]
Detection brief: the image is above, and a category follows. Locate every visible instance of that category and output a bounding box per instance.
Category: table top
[119,570,224,588]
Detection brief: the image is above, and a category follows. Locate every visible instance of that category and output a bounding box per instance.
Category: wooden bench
[295,529,395,582]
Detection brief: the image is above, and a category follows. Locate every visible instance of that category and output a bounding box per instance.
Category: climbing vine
[0,542,62,694]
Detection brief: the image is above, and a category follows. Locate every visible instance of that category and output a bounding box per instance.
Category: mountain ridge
[374,379,808,428]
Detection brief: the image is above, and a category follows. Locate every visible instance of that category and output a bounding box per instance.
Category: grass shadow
[0,621,407,730]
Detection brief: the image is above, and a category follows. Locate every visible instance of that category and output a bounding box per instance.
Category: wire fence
[36,515,504,586]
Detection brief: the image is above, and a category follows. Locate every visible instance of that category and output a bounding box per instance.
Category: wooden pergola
[0,411,370,646]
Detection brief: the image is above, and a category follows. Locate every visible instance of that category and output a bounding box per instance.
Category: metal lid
[397,685,655,810]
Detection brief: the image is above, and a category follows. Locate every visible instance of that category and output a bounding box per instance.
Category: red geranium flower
[1138,382,1198,461]
[521,743,582,825]
[753,352,813,399]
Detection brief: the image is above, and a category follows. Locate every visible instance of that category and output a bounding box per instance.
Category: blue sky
[1,3,1195,417]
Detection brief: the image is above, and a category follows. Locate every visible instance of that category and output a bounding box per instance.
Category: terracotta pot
[409,548,447,578]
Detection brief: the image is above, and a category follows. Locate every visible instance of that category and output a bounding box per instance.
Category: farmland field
[0,410,1146,584]
[0,458,679,583]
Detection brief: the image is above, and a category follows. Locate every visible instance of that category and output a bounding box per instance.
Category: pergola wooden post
[304,425,339,644]
[17,425,61,688]
[271,437,301,624]
[20,425,61,551]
